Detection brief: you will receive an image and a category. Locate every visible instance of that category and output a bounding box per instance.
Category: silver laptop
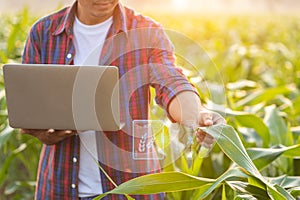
[3,64,120,131]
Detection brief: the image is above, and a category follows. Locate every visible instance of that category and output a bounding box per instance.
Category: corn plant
[0,9,41,200]
[94,123,300,199]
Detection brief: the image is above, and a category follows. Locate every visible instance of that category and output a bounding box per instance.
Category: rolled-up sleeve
[148,26,198,120]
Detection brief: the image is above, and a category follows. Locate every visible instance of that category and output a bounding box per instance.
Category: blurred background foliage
[0,3,300,199]
[0,9,41,199]
[147,12,300,199]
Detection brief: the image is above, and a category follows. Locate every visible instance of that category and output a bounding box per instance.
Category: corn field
[0,8,300,200]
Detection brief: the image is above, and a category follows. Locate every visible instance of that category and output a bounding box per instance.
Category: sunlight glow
[172,0,188,11]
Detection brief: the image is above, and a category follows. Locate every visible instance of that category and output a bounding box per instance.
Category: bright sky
[171,0,188,11]
[0,0,299,15]
[124,0,300,14]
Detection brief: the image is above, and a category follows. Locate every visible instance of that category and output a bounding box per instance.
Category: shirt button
[73,157,77,163]
[71,184,76,189]
[67,53,72,59]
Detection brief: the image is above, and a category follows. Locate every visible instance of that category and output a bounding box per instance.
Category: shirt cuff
[156,82,199,122]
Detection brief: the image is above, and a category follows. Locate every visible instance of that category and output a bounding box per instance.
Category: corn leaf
[264,105,293,146]
[0,125,14,149]
[268,175,300,189]
[222,184,226,200]
[247,144,300,170]
[95,124,295,200]
[193,167,247,199]
[200,124,294,200]
[236,86,293,107]
[235,114,270,147]
[0,144,27,188]
[227,181,270,200]
[200,124,261,177]
[94,172,215,199]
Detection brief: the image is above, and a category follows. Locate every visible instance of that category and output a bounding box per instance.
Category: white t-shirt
[73,16,113,197]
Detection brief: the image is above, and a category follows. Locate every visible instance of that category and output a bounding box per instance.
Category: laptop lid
[3,64,120,131]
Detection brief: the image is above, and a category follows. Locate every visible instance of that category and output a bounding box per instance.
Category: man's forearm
[168,91,224,147]
[168,91,202,126]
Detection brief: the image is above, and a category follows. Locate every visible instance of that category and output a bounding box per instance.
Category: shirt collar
[112,3,128,35]
[53,1,128,36]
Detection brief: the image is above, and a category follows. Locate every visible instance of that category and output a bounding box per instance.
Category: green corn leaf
[291,126,300,138]
[268,175,300,189]
[227,181,270,200]
[236,86,293,107]
[193,167,248,199]
[190,147,207,176]
[292,96,300,116]
[222,184,226,200]
[94,172,215,199]
[289,187,300,198]
[234,194,257,200]
[0,125,14,149]
[125,195,135,200]
[93,194,134,200]
[226,109,270,147]
[274,185,296,200]
[264,105,293,146]
[200,124,294,200]
[0,143,27,188]
[246,171,293,200]
[227,79,257,90]
[247,144,300,170]
[93,194,106,200]
[94,124,295,200]
[248,175,266,190]
[109,172,215,194]
[235,114,270,147]
[200,124,261,177]
[266,185,289,200]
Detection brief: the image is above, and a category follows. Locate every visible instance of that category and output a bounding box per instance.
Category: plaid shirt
[22,2,197,200]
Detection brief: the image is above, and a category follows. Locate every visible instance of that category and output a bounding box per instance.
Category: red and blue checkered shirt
[22,1,197,200]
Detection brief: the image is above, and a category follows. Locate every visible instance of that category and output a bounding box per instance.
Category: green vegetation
[0,9,41,200]
[0,9,300,199]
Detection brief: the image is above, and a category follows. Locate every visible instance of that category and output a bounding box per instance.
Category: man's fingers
[20,129,76,145]
[49,130,76,137]
[47,129,55,133]
[194,110,226,149]
[64,130,77,136]
[212,112,226,124]
[196,131,214,142]
[215,117,226,124]
[22,129,75,137]
[199,111,213,126]
[196,131,215,148]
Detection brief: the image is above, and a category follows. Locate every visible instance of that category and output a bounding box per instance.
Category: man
[21,0,225,199]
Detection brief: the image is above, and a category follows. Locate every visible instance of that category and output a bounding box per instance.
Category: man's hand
[196,110,226,148]
[168,91,226,148]
[20,129,77,145]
